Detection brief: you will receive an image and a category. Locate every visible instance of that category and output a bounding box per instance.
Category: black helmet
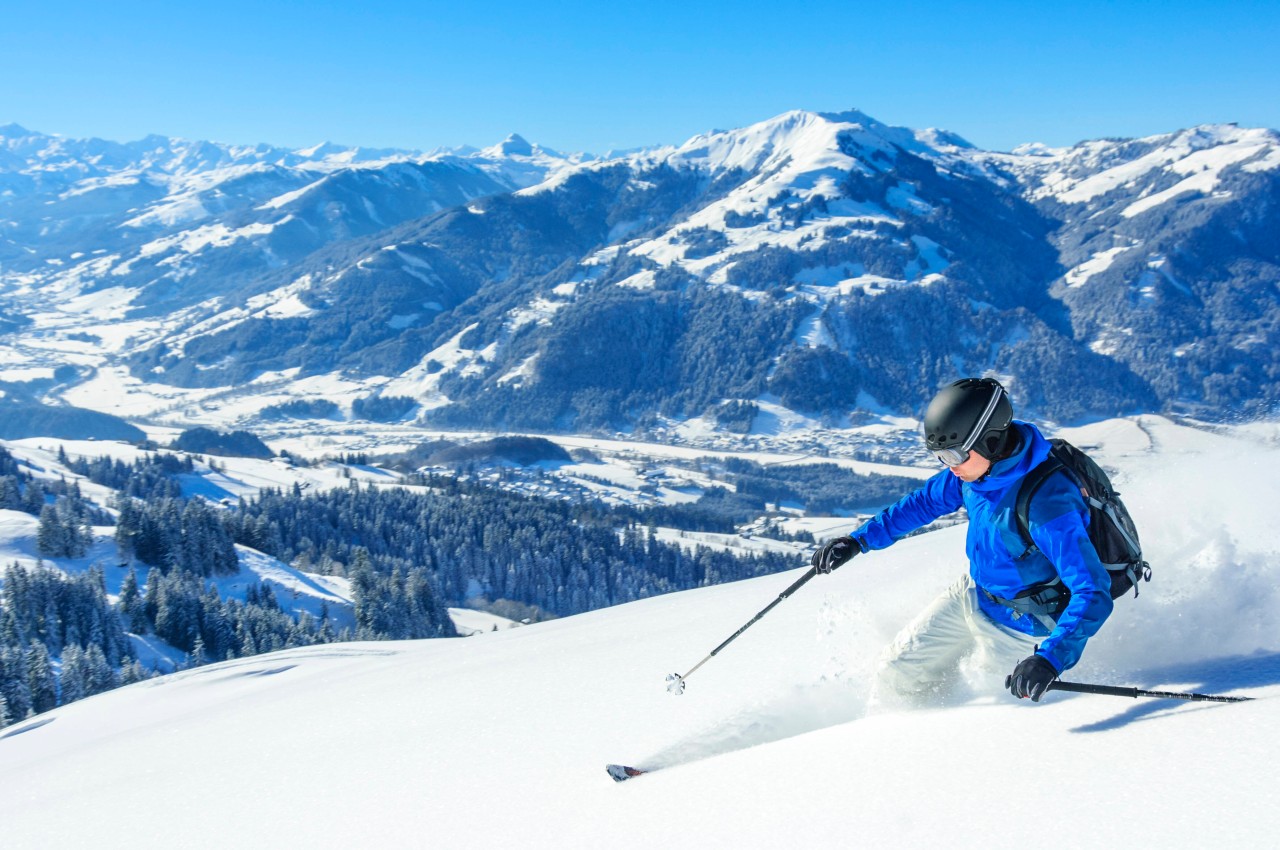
[923,378,1013,465]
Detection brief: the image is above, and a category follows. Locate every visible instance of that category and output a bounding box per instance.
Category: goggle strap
[961,384,1004,453]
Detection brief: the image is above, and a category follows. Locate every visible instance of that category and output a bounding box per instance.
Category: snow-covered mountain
[94,110,1092,422]
[1,415,1277,848]
[3,111,1279,435]
[0,124,586,321]
[990,124,1280,410]
[1004,123,1280,208]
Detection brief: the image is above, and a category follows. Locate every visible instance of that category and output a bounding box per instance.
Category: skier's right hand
[811,536,862,574]
[1006,652,1058,702]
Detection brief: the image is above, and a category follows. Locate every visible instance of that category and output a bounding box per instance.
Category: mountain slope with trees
[4,112,1278,429]
[2,436,841,726]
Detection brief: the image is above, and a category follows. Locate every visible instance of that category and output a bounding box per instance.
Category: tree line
[226,475,795,618]
[1,563,144,724]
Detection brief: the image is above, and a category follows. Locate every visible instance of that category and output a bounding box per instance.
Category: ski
[606,763,649,782]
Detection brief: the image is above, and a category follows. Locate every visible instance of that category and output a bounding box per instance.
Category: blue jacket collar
[969,421,1051,496]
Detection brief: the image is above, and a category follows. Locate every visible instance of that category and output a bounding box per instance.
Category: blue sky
[2,0,1277,154]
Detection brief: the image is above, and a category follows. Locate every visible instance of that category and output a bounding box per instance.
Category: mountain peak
[915,127,976,150]
[661,108,941,178]
[816,107,881,127]
[0,122,38,139]
[485,133,536,158]
[295,141,348,158]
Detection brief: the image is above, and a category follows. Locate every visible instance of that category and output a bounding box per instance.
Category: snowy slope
[526,108,969,293]
[1,416,1277,848]
[1003,124,1280,210]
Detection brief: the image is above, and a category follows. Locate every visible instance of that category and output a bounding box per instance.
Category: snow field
[0,416,1278,848]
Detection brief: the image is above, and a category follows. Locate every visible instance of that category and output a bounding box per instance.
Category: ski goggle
[932,446,972,467]
[930,384,1006,467]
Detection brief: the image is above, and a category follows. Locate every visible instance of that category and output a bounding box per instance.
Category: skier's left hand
[1006,653,1058,702]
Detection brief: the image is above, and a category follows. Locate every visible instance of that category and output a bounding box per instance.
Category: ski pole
[666,566,819,695]
[1049,679,1254,703]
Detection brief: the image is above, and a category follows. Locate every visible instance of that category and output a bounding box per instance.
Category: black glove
[1006,653,1059,702]
[811,536,862,574]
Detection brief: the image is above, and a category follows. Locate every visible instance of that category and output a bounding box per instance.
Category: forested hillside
[0,441,827,727]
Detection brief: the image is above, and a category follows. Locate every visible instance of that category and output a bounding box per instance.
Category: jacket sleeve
[854,470,964,551]
[1027,487,1114,673]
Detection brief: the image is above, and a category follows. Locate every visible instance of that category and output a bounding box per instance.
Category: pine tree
[25,642,57,713]
[0,691,11,729]
[0,476,21,510]
[0,645,32,721]
[1,565,26,646]
[190,636,207,668]
[22,480,46,515]
[36,505,66,558]
[118,567,148,634]
[40,585,60,653]
[119,659,151,687]
[350,549,378,635]
[60,645,87,704]
[65,501,93,558]
[258,583,278,611]
[238,622,258,657]
[295,610,315,642]
[84,646,116,697]
[114,497,141,563]
[318,601,335,643]
[201,586,235,661]
[142,571,160,629]
[34,498,92,559]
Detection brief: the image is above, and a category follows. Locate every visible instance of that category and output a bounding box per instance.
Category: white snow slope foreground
[2,417,1279,849]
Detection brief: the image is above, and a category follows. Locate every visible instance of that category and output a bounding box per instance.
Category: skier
[811,377,1114,703]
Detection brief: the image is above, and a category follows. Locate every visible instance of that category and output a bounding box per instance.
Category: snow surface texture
[1,417,1278,848]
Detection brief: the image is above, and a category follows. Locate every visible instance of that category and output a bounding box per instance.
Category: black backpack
[1014,438,1152,599]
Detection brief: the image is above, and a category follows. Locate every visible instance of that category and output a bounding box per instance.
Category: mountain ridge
[3,110,1278,431]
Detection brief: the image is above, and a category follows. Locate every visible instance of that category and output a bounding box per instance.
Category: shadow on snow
[1068,651,1279,733]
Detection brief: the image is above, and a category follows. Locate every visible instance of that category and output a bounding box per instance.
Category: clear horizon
[2,0,1277,156]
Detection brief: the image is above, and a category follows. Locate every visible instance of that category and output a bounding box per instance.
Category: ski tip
[606,763,647,782]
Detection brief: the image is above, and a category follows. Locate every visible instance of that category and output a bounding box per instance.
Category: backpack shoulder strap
[1014,451,1066,558]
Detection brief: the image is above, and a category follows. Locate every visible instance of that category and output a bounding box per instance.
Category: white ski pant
[876,573,1039,698]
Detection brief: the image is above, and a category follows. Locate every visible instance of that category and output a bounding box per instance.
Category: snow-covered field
[1,415,1277,848]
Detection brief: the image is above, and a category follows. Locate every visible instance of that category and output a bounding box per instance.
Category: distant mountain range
[2,111,1277,432]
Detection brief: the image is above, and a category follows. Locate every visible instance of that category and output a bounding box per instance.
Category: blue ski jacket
[852,421,1113,673]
